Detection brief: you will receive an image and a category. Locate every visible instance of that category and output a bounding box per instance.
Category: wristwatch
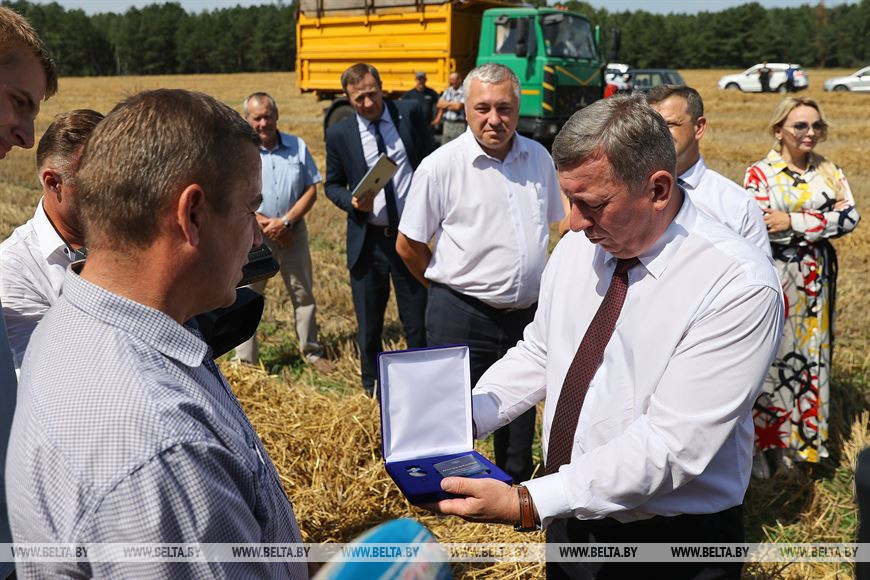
[282,217,293,229]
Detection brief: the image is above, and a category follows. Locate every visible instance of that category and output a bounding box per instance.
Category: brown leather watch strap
[515,485,536,532]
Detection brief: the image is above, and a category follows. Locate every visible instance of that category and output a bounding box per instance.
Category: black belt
[367,224,396,237]
[430,282,535,315]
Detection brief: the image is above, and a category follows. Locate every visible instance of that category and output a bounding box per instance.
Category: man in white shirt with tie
[427,95,784,579]
[646,84,770,255]
[397,63,564,483]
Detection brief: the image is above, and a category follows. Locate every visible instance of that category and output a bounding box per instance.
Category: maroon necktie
[543,257,639,476]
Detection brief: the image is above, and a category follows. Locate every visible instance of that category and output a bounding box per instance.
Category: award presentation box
[377,345,512,504]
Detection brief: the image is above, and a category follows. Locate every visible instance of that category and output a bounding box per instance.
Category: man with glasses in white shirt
[426,95,784,579]
[397,63,564,483]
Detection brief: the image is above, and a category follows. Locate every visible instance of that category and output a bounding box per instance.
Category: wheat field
[0,69,867,578]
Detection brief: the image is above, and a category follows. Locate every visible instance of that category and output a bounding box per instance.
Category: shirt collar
[261,130,286,153]
[33,199,70,261]
[357,103,395,132]
[678,155,707,190]
[598,185,695,280]
[465,128,528,164]
[765,148,821,175]
[62,269,210,368]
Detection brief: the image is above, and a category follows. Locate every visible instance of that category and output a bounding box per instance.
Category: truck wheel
[833,85,850,92]
[324,101,355,133]
[725,82,740,90]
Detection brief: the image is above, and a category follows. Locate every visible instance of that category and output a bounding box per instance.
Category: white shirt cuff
[471,392,501,439]
[523,472,573,529]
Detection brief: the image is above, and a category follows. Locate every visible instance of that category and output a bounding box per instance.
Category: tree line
[561,0,870,69]
[2,0,868,77]
[3,0,295,76]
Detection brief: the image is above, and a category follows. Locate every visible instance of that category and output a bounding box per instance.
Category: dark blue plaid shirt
[7,271,307,579]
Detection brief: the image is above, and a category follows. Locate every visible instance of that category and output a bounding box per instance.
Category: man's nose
[13,119,35,149]
[570,206,593,232]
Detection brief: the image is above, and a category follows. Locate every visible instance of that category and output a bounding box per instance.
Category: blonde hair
[768,97,843,199]
[0,6,58,99]
[767,96,828,146]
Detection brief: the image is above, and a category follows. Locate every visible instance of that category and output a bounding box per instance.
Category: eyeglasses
[785,121,827,136]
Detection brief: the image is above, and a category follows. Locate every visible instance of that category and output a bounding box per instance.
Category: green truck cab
[298,1,605,144]
[477,7,604,142]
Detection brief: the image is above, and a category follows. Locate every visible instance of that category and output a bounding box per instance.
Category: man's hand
[426,477,520,525]
[351,190,376,213]
[273,227,294,248]
[261,217,286,242]
[762,208,791,233]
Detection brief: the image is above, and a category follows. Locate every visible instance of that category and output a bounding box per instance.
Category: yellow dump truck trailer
[298,0,605,141]
[297,0,506,98]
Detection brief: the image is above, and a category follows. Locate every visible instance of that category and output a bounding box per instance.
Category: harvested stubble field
[1,69,868,578]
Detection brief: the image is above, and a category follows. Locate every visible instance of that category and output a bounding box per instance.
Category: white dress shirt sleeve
[523,283,782,527]
[740,196,773,256]
[0,255,51,368]
[399,160,443,243]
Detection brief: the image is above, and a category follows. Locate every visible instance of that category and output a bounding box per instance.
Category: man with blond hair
[0,7,57,577]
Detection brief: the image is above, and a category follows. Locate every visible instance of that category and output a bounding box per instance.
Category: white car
[823,66,870,92]
[605,62,630,83]
[718,63,809,93]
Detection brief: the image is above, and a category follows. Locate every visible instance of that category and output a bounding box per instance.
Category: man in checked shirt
[7,89,310,579]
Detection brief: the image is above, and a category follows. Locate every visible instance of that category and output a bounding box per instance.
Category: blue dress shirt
[258,132,321,219]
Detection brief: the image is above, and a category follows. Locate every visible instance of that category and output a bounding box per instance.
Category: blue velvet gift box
[377,345,513,504]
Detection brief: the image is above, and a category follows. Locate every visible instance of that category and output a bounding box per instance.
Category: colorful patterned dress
[744,150,860,462]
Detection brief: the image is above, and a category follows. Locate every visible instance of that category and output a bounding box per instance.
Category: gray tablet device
[352,153,398,198]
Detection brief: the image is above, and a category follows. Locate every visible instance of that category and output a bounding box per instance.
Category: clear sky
[27,0,858,16]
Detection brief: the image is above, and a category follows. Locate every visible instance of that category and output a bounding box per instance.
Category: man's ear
[176,184,207,247]
[649,169,675,210]
[41,168,63,199]
[694,115,708,141]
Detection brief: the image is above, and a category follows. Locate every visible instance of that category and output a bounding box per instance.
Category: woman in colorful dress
[744,97,860,478]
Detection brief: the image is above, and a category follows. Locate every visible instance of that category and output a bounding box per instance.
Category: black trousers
[425,283,536,482]
[546,505,745,579]
[350,227,427,393]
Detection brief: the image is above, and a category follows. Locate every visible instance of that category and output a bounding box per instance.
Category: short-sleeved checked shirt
[7,270,307,579]
[439,86,465,122]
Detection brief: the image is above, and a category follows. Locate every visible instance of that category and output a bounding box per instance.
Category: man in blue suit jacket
[325,63,433,395]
